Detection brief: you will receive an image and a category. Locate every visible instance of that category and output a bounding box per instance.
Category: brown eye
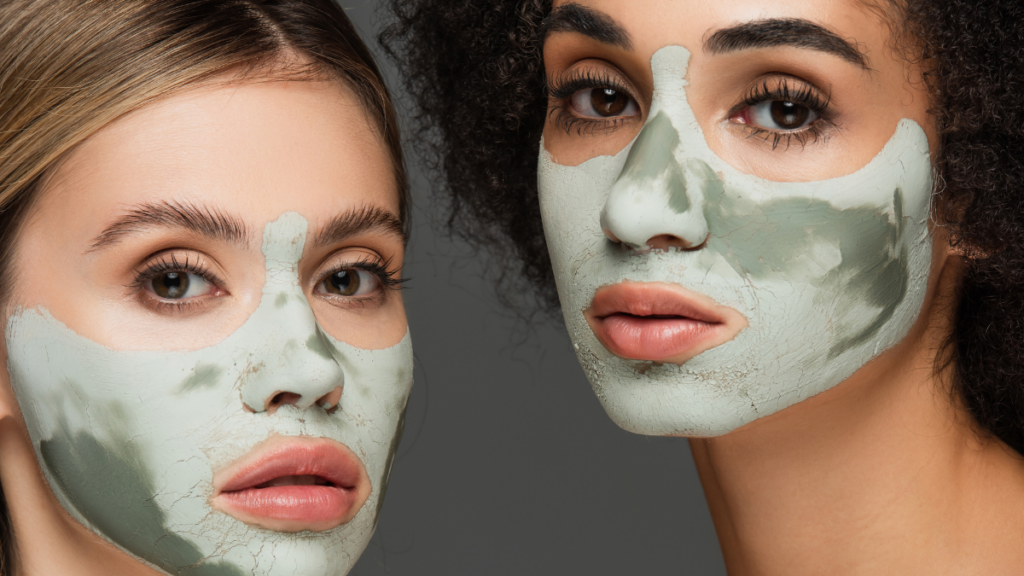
[570,87,640,119]
[740,99,819,132]
[317,268,380,297]
[152,272,192,299]
[591,88,628,116]
[770,101,810,130]
[139,259,219,303]
[325,269,358,296]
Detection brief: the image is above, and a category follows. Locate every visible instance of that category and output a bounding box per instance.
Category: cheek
[537,144,620,276]
[542,119,641,168]
[7,304,414,572]
[706,193,928,389]
[39,420,219,570]
[314,294,408,351]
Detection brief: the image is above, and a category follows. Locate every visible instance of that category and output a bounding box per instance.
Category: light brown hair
[0,0,406,572]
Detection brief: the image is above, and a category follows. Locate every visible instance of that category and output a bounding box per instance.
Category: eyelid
[547,63,645,137]
[129,250,228,301]
[547,63,641,103]
[128,250,229,317]
[311,250,406,296]
[726,75,833,120]
[722,74,839,150]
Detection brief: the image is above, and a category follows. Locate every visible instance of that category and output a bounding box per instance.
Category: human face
[2,76,411,575]
[539,0,940,436]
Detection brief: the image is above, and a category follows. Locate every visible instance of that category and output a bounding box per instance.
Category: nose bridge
[600,111,713,250]
[238,212,345,414]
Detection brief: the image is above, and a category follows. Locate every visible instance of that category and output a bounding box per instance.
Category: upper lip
[584,281,748,364]
[589,283,725,323]
[214,437,361,495]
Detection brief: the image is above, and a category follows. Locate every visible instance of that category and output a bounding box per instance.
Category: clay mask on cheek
[538,46,934,436]
[6,212,413,576]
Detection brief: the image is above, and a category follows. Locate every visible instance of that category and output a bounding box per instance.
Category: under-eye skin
[131,251,226,315]
[727,76,838,150]
[547,67,642,135]
[313,256,406,308]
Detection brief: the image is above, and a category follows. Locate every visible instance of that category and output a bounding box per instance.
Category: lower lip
[217,485,355,524]
[597,313,722,361]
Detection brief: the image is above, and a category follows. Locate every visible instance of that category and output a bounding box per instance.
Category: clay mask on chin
[538,46,934,436]
[6,212,413,576]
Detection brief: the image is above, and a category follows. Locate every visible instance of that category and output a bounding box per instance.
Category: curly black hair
[381,0,554,312]
[380,0,1024,453]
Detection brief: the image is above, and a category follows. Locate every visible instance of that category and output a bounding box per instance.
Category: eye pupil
[327,270,360,296]
[770,101,810,130]
[154,272,188,299]
[591,88,627,117]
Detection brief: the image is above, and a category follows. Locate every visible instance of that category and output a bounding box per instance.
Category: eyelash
[547,68,639,135]
[325,256,408,298]
[733,78,836,150]
[130,253,222,293]
[129,253,224,313]
[129,253,408,313]
[548,68,838,151]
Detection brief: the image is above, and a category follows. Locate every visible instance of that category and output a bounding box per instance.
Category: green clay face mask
[538,46,934,436]
[6,212,413,575]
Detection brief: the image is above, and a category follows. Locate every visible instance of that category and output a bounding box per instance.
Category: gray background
[343,2,727,574]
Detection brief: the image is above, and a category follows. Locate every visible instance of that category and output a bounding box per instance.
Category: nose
[240,295,346,416]
[600,111,716,252]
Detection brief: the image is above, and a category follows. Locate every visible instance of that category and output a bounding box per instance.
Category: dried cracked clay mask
[538,45,934,436]
[6,212,413,576]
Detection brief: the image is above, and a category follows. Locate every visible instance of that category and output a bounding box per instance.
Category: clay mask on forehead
[6,212,413,576]
[538,46,934,436]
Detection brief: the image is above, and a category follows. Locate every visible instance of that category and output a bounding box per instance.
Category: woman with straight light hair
[0,1,413,574]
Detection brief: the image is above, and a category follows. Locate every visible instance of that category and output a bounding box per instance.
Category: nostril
[264,391,302,415]
[271,391,301,406]
[646,234,708,252]
[254,386,343,415]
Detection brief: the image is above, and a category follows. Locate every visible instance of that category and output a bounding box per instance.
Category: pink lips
[211,436,371,532]
[586,282,748,363]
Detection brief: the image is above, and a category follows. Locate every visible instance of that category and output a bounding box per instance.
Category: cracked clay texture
[7,212,414,575]
[538,45,934,436]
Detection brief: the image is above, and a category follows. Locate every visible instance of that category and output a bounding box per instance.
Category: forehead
[41,76,399,230]
[548,0,891,60]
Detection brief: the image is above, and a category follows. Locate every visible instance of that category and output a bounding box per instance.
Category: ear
[947,239,987,259]
[0,334,18,422]
[922,225,966,301]
[929,216,981,260]
[0,305,26,425]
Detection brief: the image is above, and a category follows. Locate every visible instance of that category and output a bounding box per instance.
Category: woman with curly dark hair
[384,0,1024,572]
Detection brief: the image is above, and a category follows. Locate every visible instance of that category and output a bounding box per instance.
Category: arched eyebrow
[89,200,251,251]
[542,3,633,51]
[88,202,405,254]
[704,18,869,69]
[310,205,406,250]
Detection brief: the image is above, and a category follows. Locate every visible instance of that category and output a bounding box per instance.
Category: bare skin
[0,73,406,575]
[544,0,1024,573]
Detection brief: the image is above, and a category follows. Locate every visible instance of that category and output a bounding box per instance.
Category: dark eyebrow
[311,205,406,250]
[704,18,869,69]
[542,3,633,50]
[89,200,250,251]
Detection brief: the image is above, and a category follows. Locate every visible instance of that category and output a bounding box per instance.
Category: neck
[690,291,1024,575]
